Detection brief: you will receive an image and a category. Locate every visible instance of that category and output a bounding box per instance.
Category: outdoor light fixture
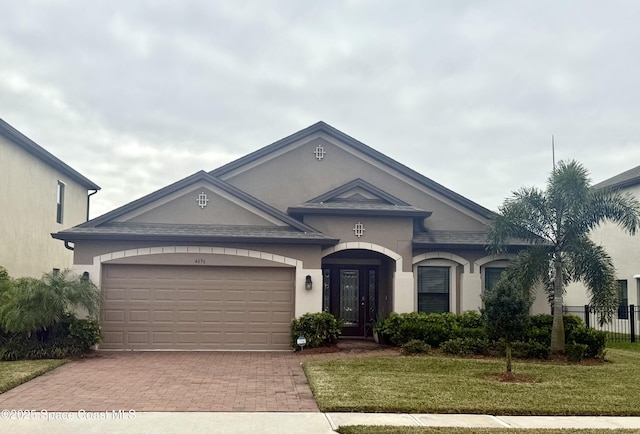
[81,271,90,282]
[305,275,313,290]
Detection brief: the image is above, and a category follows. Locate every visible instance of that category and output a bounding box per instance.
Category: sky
[2,0,640,219]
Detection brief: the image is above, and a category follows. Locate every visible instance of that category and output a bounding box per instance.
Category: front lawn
[0,359,67,393]
[304,349,640,415]
[338,428,640,434]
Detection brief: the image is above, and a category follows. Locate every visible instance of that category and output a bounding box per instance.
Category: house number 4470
[195,258,206,264]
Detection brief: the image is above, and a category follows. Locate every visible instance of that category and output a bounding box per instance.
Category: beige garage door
[100,264,295,350]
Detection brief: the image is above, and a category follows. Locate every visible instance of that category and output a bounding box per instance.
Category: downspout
[87,189,98,221]
[64,241,74,251]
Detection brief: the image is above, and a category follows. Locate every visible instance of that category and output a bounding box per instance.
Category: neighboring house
[565,165,640,318]
[53,121,543,351]
[0,119,100,278]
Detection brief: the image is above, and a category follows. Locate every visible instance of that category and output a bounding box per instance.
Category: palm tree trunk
[550,255,565,354]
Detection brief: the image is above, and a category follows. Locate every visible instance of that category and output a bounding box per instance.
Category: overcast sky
[2,0,640,219]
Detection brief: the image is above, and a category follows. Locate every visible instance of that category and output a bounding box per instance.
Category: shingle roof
[0,118,100,190]
[412,230,532,249]
[288,201,432,217]
[70,170,318,232]
[52,171,334,245]
[593,164,640,190]
[52,222,338,244]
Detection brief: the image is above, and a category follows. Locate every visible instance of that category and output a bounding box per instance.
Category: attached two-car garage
[100,264,295,350]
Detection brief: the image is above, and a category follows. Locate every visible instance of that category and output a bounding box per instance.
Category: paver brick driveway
[0,352,319,412]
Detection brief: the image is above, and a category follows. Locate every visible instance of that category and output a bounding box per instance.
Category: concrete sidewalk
[2,412,640,433]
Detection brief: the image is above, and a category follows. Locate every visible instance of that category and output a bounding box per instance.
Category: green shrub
[570,327,606,358]
[378,312,461,347]
[511,340,550,359]
[441,337,490,356]
[290,312,341,350]
[566,342,588,362]
[563,314,584,338]
[0,314,102,360]
[455,311,488,340]
[68,317,102,353]
[457,310,484,329]
[401,339,431,355]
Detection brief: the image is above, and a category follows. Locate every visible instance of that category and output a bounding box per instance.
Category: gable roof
[594,164,640,190]
[0,118,100,190]
[211,121,494,219]
[288,178,432,217]
[53,170,337,244]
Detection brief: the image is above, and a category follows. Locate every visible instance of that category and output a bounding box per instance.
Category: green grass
[0,359,67,393]
[304,349,640,415]
[338,428,640,434]
[606,341,640,351]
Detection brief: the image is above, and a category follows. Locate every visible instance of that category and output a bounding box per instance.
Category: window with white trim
[484,267,506,293]
[56,181,65,224]
[417,266,450,314]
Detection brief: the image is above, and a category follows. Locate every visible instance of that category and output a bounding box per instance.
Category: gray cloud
[2,0,640,218]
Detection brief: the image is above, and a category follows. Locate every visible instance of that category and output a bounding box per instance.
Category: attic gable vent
[196,192,210,209]
[314,144,326,160]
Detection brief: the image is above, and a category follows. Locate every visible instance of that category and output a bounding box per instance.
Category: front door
[323,265,378,337]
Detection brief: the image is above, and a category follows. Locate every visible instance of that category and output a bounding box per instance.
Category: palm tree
[487,160,640,353]
[0,269,101,335]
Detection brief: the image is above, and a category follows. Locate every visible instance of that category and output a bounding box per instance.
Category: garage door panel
[152,332,173,344]
[272,290,293,303]
[153,310,173,322]
[201,332,222,343]
[101,264,295,350]
[104,309,125,322]
[272,311,294,324]
[201,310,222,323]
[249,311,269,324]
[177,310,198,322]
[201,289,223,301]
[272,332,290,345]
[177,289,200,300]
[154,289,175,301]
[129,289,151,300]
[248,333,268,344]
[103,331,124,344]
[105,288,125,301]
[127,332,150,344]
[128,310,150,322]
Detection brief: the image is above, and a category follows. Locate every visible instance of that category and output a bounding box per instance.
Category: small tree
[0,269,101,335]
[482,276,532,373]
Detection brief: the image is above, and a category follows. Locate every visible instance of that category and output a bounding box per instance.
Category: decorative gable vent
[314,144,326,160]
[196,192,210,209]
[353,221,365,238]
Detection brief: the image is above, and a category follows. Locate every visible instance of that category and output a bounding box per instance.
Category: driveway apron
[0,352,319,412]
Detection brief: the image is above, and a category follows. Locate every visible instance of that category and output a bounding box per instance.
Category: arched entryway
[321,248,396,337]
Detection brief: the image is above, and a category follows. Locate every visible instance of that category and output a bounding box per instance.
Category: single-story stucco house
[53,121,545,350]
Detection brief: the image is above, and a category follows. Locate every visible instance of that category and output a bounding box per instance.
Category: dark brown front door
[323,265,378,337]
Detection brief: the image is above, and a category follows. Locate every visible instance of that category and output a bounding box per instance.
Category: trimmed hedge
[0,314,102,361]
[290,312,342,350]
[379,311,606,360]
